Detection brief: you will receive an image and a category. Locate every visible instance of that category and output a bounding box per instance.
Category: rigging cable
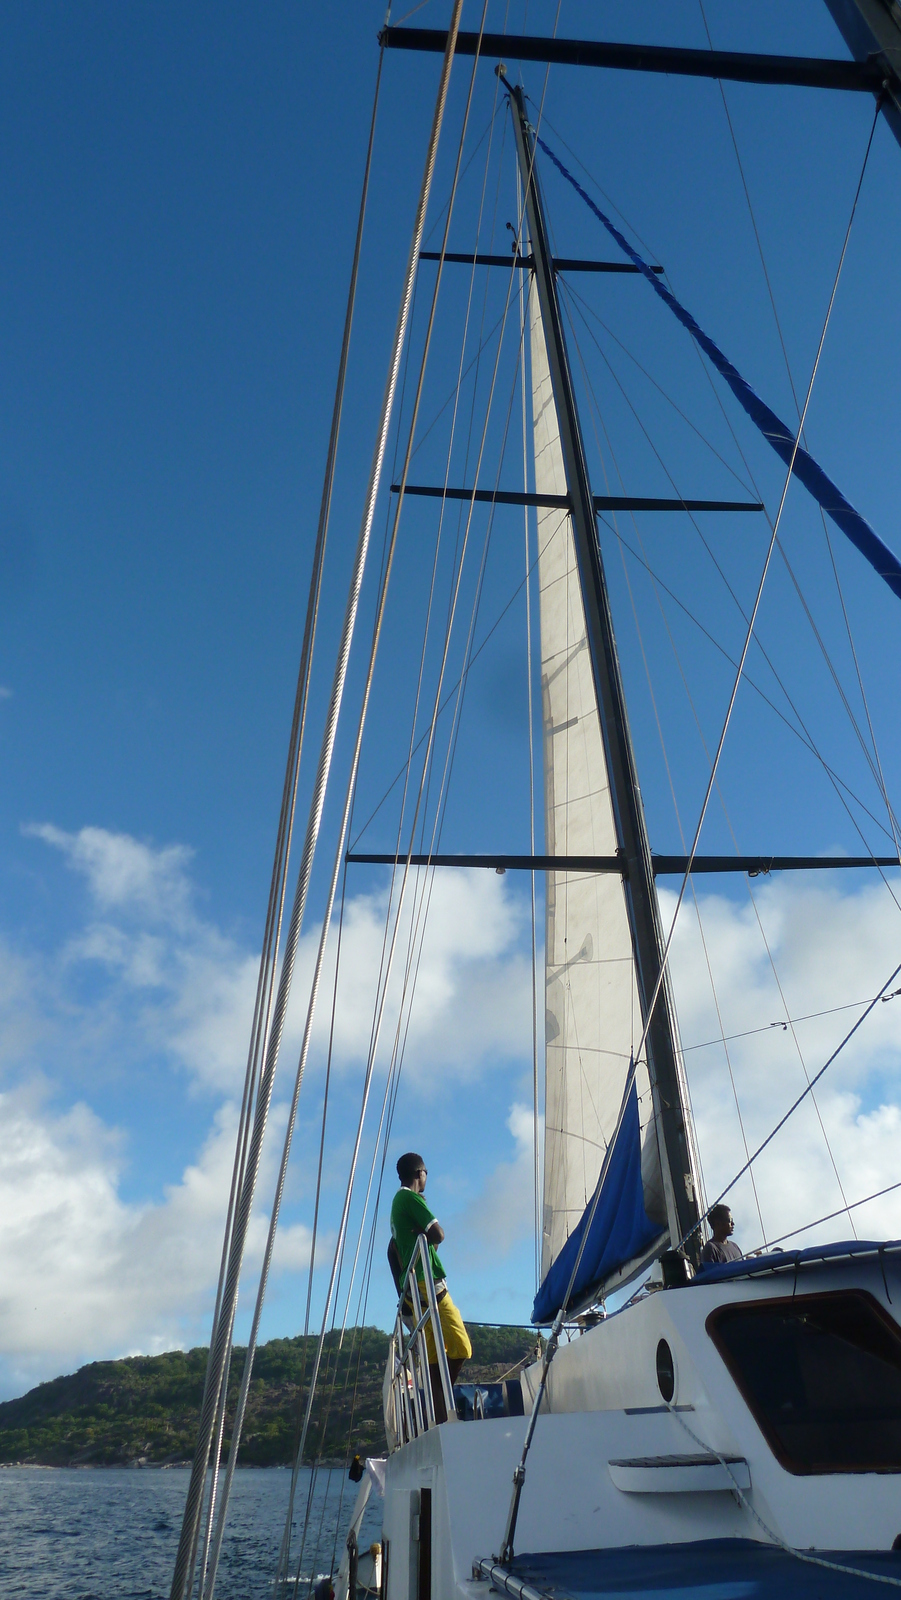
[666,1400,901,1591]
[497,97,882,1569]
[194,12,469,1596]
[562,246,857,1245]
[684,986,901,1051]
[534,114,901,604]
[765,1179,901,1248]
[172,40,388,1600]
[570,96,879,1096]
[286,31,527,1583]
[326,44,521,1349]
[258,15,498,1588]
[518,169,542,1291]
[562,274,901,874]
[698,0,901,861]
[568,292,854,1239]
[679,947,901,1252]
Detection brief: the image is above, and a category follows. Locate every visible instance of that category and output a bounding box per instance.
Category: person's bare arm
[426,1220,445,1246]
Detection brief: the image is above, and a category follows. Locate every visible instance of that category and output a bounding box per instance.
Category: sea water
[0,1464,383,1599]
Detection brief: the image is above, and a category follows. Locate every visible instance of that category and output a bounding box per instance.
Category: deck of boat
[480,1541,901,1599]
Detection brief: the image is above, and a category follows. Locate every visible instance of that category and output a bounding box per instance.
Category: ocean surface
[0,1464,383,1599]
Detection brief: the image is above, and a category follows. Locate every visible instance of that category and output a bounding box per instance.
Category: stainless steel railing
[384,1234,456,1449]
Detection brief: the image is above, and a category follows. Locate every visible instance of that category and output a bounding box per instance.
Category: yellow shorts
[424,1290,472,1365]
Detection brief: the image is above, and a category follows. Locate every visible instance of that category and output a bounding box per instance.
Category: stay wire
[677,949,901,1253]
[561,277,898,863]
[272,14,487,1567]
[562,90,880,1095]
[329,12,511,1341]
[597,514,899,851]
[563,276,854,1242]
[275,831,355,1591]
[667,1401,901,1591]
[503,104,882,1560]
[566,323,751,1234]
[179,40,387,1600]
[552,45,900,865]
[518,173,542,1293]
[201,12,469,1596]
[766,1179,901,1248]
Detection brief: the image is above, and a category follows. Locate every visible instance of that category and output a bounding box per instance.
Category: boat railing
[384,1234,456,1449]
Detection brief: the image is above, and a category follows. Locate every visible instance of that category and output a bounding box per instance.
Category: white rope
[666,1400,901,1590]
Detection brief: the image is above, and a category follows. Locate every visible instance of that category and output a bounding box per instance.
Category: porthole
[656,1338,675,1402]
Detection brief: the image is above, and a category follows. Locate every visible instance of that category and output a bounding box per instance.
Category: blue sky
[3,1,901,1400]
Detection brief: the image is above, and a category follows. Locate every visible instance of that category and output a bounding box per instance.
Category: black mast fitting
[380,28,890,91]
[418,250,665,274]
[392,484,763,513]
[346,852,901,875]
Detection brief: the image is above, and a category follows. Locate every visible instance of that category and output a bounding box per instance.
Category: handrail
[384,1234,457,1449]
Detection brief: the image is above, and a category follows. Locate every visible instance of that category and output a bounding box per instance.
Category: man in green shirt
[390,1152,471,1421]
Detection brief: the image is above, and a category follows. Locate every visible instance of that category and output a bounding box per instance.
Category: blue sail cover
[532,1083,664,1324]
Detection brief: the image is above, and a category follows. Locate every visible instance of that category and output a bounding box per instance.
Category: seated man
[389,1152,471,1421]
[699,1203,742,1265]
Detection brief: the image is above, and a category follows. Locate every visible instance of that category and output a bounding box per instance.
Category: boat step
[607,1453,750,1493]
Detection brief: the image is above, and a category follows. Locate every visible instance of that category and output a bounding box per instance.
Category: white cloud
[0,1082,314,1396]
[9,820,900,1395]
[0,826,534,1392]
[459,1101,539,1261]
[299,866,533,1082]
[25,823,195,926]
[664,875,901,1250]
[20,826,532,1096]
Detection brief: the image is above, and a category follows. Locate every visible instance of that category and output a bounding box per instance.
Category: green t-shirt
[390,1187,446,1285]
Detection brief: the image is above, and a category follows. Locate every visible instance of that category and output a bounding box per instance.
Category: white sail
[530,279,668,1283]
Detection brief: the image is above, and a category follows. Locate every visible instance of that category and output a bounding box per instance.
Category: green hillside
[0,1324,539,1467]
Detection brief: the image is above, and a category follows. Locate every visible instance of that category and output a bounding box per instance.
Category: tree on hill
[0,1324,539,1467]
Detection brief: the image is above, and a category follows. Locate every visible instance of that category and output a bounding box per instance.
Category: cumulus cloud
[7,819,901,1392]
[0,1083,313,1396]
[664,875,901,1250]
[302,867,533,1082]
[20,825,532,1096]
[0,825,534,1390]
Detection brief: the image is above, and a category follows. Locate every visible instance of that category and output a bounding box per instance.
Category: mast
[507,83,701,1261]
[822,0,901,147]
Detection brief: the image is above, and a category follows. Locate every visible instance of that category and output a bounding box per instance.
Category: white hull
[375,1249,901,1600]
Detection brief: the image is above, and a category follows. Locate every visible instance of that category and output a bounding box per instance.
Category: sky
[3,0,901,1402]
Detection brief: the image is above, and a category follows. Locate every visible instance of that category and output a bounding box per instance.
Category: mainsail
[530,277,670,1317]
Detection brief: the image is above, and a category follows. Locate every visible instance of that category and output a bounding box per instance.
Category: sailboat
[170,6,901,1597]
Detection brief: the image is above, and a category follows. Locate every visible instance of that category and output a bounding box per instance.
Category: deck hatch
[707,1289,901,1474]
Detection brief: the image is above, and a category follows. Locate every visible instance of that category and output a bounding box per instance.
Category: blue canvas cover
[693,1237,901,1285]
[498,1539,901,1599]
[532,1082,664,1324]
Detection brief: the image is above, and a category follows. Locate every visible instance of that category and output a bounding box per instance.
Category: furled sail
[530,277,668,1320]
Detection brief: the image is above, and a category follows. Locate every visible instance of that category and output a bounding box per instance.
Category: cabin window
[707,1290,901,1474]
